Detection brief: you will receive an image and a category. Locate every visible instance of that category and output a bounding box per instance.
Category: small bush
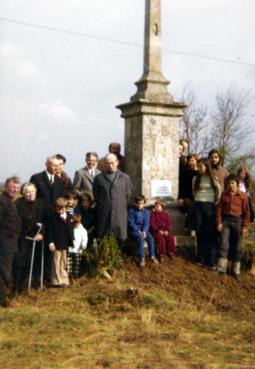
[83,235,123,277]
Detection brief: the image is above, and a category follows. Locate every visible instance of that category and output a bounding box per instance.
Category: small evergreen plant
[84,234,123,278]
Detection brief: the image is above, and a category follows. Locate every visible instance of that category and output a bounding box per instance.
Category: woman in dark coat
[14,182,46,295]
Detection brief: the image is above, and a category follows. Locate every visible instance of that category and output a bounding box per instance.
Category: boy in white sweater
[68,212,88,278]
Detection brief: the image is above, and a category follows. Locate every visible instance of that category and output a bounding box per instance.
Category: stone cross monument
[116,0,185,201]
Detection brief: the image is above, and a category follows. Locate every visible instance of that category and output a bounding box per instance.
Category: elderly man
[30,156,65,282]
[0,176,21,307]
[93,153,132,241]
[73,152,101,195]
[30,155,65,207]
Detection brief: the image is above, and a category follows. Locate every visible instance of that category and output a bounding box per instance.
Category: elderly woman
[13,182,46,295]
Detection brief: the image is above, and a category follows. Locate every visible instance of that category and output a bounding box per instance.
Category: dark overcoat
[0,192,21,305]
[15,197,46,253]
[0,192,21,254]
[93,170,132,240]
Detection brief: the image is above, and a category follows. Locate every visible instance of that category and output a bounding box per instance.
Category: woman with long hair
[237,166,254,222]
[193,158,221,267]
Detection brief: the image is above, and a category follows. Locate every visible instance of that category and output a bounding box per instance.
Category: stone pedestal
[116,0,185,201]
[117,99,185,201]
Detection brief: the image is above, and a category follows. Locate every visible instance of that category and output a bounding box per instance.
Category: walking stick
[28,239,36,293]
[40,240,44,290]
[26,223,43,294]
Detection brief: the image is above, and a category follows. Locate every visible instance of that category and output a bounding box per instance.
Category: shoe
[139,259,145,268]
[59,283,69,288]
[151,257,159,264]
[168,253,175,260]
[0,299,11,308]
[12,290,18,299]
[232,272,240,281]
[217,271,225,276]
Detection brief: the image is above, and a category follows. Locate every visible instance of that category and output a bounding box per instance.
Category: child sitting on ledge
[150,199,176,262]
[128,194,158,268]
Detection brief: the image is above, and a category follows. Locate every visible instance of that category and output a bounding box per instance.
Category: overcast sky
[0,0,255,181]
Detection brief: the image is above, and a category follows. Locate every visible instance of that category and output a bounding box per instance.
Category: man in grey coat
[73,152,101,196]
[93,153,132,241]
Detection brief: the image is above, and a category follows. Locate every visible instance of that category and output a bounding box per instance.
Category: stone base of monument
[166,202,197,257]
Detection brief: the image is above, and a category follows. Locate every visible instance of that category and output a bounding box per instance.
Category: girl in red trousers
[150,200,175,262]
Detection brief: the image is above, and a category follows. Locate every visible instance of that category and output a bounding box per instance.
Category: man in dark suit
[30,156,65,282]
[0,176,21,307]
[30,156,65,208]
[73,152,101,196]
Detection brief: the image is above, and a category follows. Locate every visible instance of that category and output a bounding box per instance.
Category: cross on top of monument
[131,0,174,104]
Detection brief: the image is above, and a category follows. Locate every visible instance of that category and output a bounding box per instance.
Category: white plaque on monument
[151,180,172,198]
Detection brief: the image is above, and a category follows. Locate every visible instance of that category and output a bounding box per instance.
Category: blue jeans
[194,201,217,266]
[130,231,155,259]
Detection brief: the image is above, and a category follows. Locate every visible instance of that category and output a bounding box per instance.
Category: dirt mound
[81,249,255,321]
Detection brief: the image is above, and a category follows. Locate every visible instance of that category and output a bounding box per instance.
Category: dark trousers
[13,240,43,293]
[0,252,17,305]
[194,201,217,266]
[219,216,242,262]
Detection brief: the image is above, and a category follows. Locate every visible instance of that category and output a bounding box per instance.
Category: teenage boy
[128,195,158,268]
[216,174,250,279]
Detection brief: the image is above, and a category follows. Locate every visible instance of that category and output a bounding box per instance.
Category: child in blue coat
[128,195,158,267]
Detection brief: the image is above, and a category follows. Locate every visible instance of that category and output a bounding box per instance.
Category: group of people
[178,141,253,279]
[0,143,133,307]
[0,140,253,307]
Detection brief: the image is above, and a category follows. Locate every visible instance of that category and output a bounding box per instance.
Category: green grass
[0,257,255,369]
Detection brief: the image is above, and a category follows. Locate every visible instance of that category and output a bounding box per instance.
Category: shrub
[83,235,123,278]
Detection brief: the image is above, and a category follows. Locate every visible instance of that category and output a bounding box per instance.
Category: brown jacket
[216,190,250,229]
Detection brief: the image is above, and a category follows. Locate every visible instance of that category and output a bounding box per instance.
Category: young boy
[47,197,74,287]
[216,174,250,279]
[128,194,158,268]
[65,192,78,216]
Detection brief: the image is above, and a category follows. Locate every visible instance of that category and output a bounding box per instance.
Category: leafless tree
[180,87,210,156]
[210,87,252,165]
[180,86,254,169]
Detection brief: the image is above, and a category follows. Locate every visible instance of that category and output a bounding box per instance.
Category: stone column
[116,0,185,203]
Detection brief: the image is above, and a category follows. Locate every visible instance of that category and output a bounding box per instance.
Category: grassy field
[0,252,255,369]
